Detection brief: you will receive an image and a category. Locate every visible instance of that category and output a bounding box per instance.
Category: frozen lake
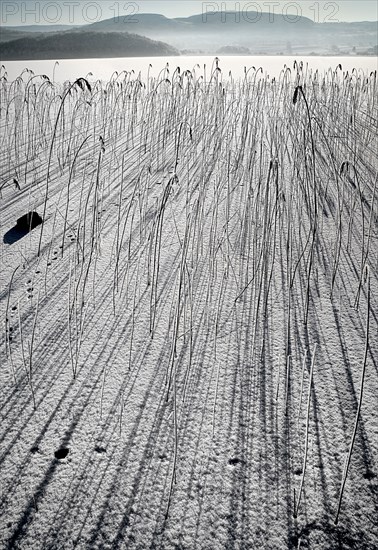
[3,55,377,82]
[1,43,378,550]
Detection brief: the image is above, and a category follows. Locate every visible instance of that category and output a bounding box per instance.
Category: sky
[1,0,377,26]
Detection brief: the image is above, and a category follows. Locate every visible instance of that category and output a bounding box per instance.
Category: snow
[1,61,377,549]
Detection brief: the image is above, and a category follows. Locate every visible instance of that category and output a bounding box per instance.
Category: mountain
[86,13,179,32]
[0,27,32,43]
[0,31,179,60]
[84,11,315,37]
[4,24,76,33]
[175,11,314,27]
[1,12,376,57]
[0,25,78,43]
[81,12,376,53]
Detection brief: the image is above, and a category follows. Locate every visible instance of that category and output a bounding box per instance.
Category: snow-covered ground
[1,62,377,549]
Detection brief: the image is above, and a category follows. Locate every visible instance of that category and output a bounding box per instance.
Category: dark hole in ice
[30,446,39,454]
[228,457,243,466]
[17,211,43,231]
[294,468,303,476]
[363,471,376,480]
[94,446,106,454]
[54,448,69,460]
[3,211,43,245]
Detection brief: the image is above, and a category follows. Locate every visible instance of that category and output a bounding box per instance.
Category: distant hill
[175,11,314,27]
[81,11,376,53]
[86,13,179,32]
[0,27,32,43]
[84,10,315,35]
[0,25,77,43]
[0,31,179,60]
[4,24,75,33]
[1,12,377,57]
